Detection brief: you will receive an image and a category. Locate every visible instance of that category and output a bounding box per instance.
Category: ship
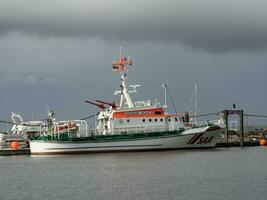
[29,48,224,154]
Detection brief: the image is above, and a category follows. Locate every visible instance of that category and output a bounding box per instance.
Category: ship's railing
[35,120,91,139]
[33,118,224,139]
[133,100,161,108]
[190,119,225,128]
[89,126,184,136]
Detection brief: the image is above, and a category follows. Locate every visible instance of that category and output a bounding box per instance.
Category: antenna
[114,91,121,95]
[129,85,141,93]
[162,80,168,108]
[112,47,132,73]
[31,110,34,121]
[120,47,123,60]
[162,80,177,114]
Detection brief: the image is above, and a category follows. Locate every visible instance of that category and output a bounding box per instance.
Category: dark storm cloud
[0,0,267,53]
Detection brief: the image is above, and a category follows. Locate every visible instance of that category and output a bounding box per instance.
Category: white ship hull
[30,126,222,155]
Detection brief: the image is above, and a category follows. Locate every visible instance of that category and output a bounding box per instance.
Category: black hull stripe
[189,132,205,144]
[186,133,200,144]
[31,147,216,155]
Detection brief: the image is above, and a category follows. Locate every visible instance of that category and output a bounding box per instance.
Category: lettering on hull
[187,132,214,145]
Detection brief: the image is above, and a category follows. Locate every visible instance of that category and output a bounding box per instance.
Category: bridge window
[155,111,162,115]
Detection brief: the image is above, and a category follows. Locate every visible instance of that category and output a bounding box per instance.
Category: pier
[0,148,30,156]
[221,109,244,147]
[196,109,267,147]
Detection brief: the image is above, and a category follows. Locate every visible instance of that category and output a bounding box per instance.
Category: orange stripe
[114,114,165,118]
[112,107,181,118]
[165,114,180,117]
[113,108,164,118]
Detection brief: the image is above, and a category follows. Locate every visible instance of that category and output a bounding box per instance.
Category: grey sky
[0,0,267,127]
[1,0,267,52]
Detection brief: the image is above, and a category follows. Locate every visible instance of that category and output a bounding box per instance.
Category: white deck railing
[191,119,225,128]
[33,119,224,138]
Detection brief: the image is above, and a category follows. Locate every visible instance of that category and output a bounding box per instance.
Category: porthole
[149,119,152,122]
[142,119,145,122]
[160,118,163,122]
[168,118,171,122]
[155,118,157,122]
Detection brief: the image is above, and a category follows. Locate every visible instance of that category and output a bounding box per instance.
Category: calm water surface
[1,147,267,200]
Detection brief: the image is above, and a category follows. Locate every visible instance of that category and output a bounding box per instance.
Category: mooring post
[225,115,229,143]
[223,110,229,143]
[240,110,244,147]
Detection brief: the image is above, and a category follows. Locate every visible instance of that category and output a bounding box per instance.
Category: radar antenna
[112,47,135,108]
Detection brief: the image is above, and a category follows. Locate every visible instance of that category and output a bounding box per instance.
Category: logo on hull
[187,132,214,145]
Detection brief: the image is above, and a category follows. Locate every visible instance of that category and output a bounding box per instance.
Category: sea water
[0,147,266,200]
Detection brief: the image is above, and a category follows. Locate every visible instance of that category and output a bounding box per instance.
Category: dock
[216,141,260,147]
[0,148,30,156]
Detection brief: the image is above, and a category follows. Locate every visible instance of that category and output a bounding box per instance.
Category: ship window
[160,118,163,122]
[149,119,152,122]
[142,119,145,122]
[155,118,157,122]
[155,111,162,115]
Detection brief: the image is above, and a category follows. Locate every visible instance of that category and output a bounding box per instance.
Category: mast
[194,82,198,123]
[112,47,134,108]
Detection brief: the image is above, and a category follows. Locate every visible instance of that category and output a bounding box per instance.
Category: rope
[0,120,16,125]
[244,114,267,118]
[0,120,41,126]
[193,112,220,118]
[166,86,178,114]
[80,112,100,120]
